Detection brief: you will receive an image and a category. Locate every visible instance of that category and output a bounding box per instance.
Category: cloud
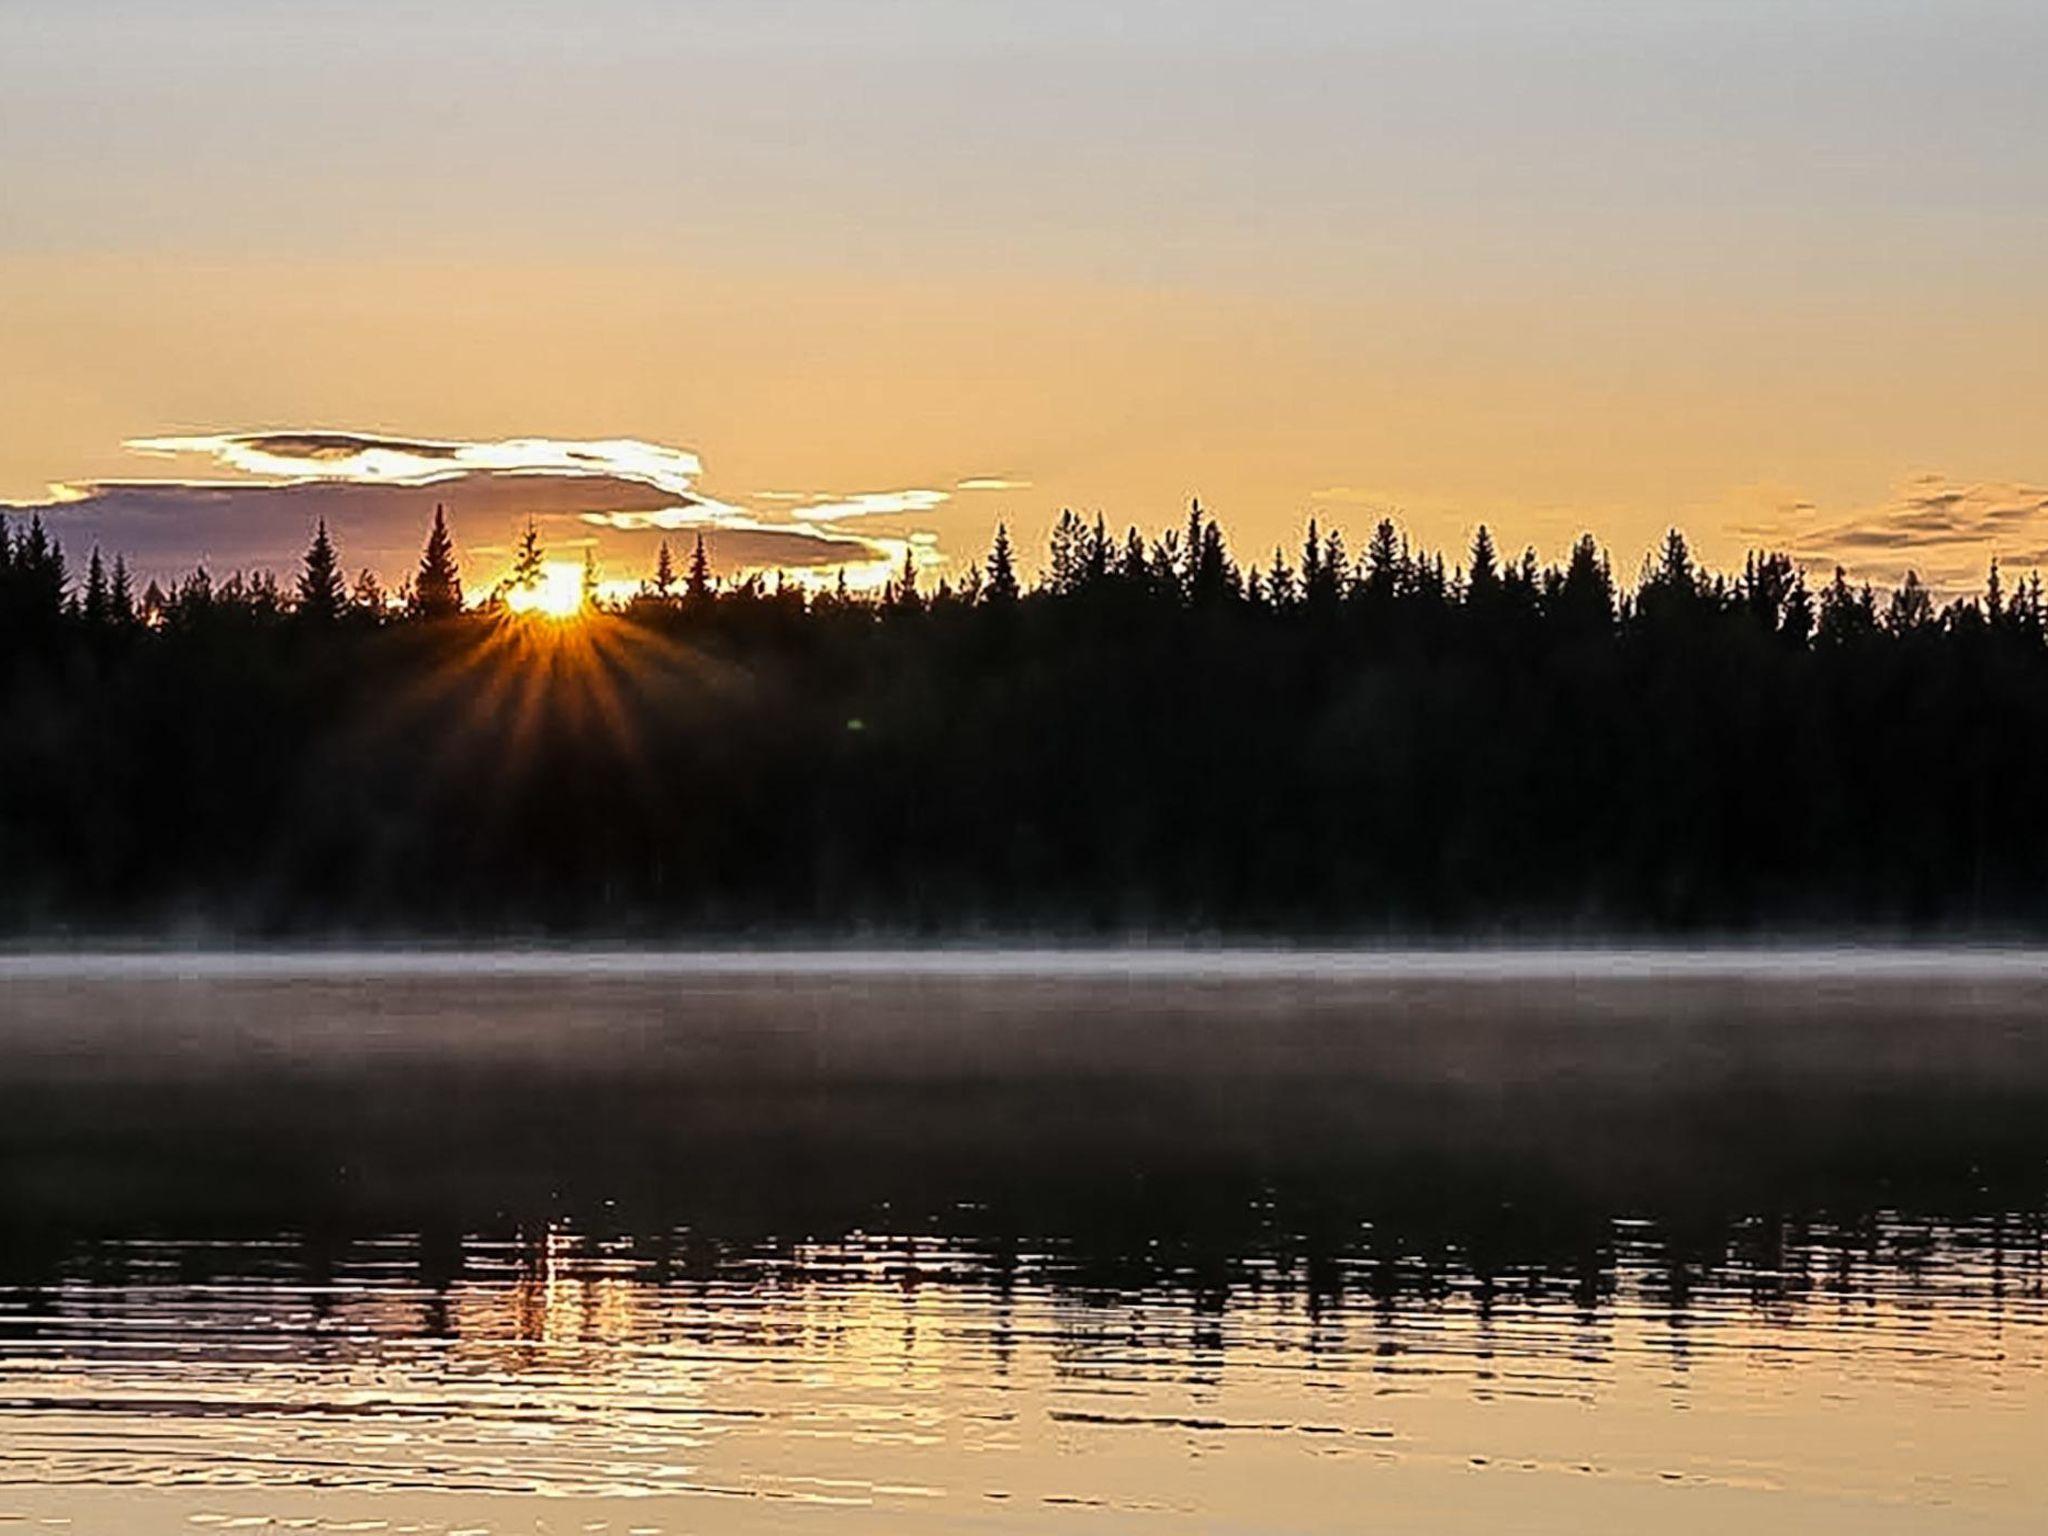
[1734,475,2048,593]
[956,477,1033,492]
[9,473,841,585]
[130,431,712,499]
[795,489,951,521]
[4,430,987,593]
[745,487,956,520]
[577,509,879,567]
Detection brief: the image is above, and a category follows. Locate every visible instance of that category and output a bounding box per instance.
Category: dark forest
[2,503,2041,937]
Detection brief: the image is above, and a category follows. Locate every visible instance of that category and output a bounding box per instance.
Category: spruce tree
[297,519,345,621]
[985,523,1020,605]
[1266,547,1296,609]
[352,568,387,615]
[1084,514,1111,584]
[1364,519,1402,604]
[686,534,712,601]
[1119,527,1148,584]
[21,516,65,619]
[653,540,676,596]
[413,504,463,617]
[1467,525,1500,599]
[83,547,109,625]
[1887,571,1933,633]
[1555,534,1613,637]
[111,556,135,626]
[510,518,544,591]
[890,546,919,610]
[1056,512,1089,593]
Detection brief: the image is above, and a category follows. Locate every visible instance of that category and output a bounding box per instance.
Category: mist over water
[4,953,2047,1532]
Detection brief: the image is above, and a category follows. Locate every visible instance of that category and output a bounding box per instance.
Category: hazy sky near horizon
[4,0,2046,590]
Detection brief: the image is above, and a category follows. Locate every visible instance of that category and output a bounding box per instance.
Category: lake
[3,951,2046,1533]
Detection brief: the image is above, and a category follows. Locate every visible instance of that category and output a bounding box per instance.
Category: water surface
[3,952,2046,1532]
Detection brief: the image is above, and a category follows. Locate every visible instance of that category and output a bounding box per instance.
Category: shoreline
[7,943,2048,983]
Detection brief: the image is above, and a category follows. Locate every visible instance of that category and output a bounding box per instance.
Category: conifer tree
[1324,530,1351,596]
[111,556,135,626]
[1300,520,1324,601]
[510,518,544,592]
[1119,526,1149,584]
[413,504,463,617]
[83,547,109,625]
[1467,526,1500,599]
[653,540,676,597]
[1816,566,1876,645]
[1887,570,1933,633]
[1191,516,1231,606]
[1364,519,1402,603]
[20,516,65,619]
[1048,509,1085,594]
[984,523,1020,605]
[686,534,712,601]
[1554,534,1613,637]
[1182,500,1206,599]
[1084,514,1111,585]
[890,546,919,610]
[352,568,387,615]
[1266,547,1296,609]
[297,519,345,621]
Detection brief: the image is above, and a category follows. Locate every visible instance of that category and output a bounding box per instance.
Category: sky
[3,0,2046,594]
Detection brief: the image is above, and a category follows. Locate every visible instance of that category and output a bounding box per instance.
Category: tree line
[2,499,2043,935]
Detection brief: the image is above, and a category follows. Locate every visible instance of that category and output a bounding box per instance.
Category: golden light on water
[504,561,586,619]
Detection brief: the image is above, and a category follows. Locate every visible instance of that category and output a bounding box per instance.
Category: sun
[505,561,587,620]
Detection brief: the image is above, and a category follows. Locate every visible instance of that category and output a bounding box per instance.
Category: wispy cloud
[797,489,951,521]
[956,476,1033,492]
[745,487,957,520]
[129,431,714,500]
[1735,475,2048,593]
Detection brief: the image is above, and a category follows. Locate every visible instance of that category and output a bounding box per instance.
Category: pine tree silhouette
[83,547,109,625]
[297,519,345,621]
[889,546,919,611]
[1048,509,1086,594]
[413,504,463,617]
[352,568,387,615]
[20,516,65,619]
[1467,526,1500,600]
[22,498,2048,937]
[984,524,1020,605]
[510,519,544,592]
[111,556,135,626]
[1887,570,1933,633]
[687,534,712,601]
[1554,534,1614,638]
[653,540,676,597]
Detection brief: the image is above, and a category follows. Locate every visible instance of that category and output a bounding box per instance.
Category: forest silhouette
[2,501,2042,936]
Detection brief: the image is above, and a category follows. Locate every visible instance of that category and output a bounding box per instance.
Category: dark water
[3,953,2047,1533]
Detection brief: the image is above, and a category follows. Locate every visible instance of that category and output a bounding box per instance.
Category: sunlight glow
[504,561,586,619]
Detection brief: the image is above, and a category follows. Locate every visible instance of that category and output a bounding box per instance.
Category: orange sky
[4,3,2046,593]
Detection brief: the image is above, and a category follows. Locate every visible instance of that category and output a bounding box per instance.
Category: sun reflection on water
[1,1220,2045,1532]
